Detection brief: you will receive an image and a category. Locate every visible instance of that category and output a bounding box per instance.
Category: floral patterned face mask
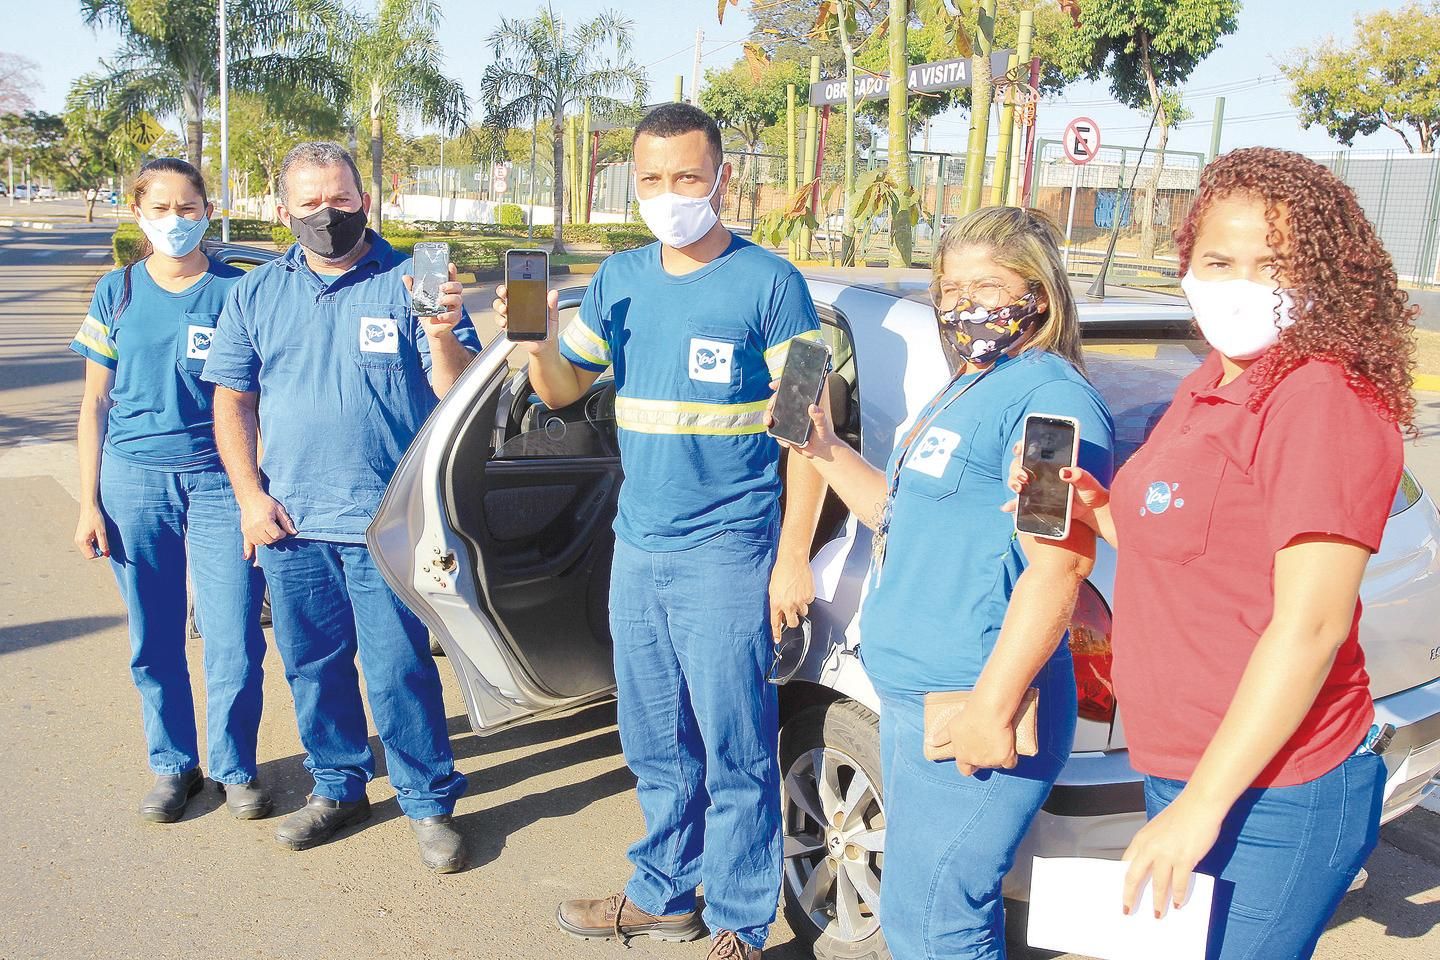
[937,292,1045,367]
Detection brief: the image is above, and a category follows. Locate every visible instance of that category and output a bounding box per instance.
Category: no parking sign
[1062,117,1101,165]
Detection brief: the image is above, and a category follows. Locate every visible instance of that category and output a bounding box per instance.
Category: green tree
[1282,1,1440,154]
[1056,0,1239,260]
[479,7,646,252]
[203,89,344,219]
[74,0,349,170]
[701,56,808,222]
[344,0,469,230]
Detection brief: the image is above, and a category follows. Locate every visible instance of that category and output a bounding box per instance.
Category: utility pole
[960,0,997,215]
[691,29,704,106]
[218,0,230,241]
[7,156,12,207]
[800,56,820,259]
[674,76,684,103]
[1209,96,1226,163]
[1005,10,1035,206]
[887,0,912,266]
[989,53,1019,206]
[786,83,797,259]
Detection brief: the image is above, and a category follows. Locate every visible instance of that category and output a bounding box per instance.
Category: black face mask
[290,205,367,260]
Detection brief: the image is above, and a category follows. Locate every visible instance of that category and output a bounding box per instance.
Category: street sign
[808,51,1015,107]
[1062,117,1101,165]
[492,165,509,194]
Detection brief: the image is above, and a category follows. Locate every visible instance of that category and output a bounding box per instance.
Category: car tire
[430,635,445,657]
[779,699,890,960]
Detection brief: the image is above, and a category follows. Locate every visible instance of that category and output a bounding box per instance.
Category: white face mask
[1181,270,1297,361]
[636,169,723,249]
[138,211,209,258]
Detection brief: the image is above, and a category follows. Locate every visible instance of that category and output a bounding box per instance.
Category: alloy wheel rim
[781,746,886,943]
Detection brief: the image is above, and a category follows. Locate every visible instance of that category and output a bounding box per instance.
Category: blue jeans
[877,656,1077,960]
[610,530,781,950]
[257,538,466,819]
[1144,748,1385,960]
[100,453,266,784]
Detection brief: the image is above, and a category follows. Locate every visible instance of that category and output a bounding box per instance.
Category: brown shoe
[708,930,763,959]
[556,892,707,944]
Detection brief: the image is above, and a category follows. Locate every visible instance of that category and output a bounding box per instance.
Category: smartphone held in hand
[505,249,549,342]
[410,241,450,316]
[1015,414,1080,540]
[768,338,832,446]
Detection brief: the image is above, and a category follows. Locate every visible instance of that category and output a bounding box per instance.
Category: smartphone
[410,241,450,316]
[1015,414,1080,540]
[768,338,832,445]
[505,249,549,341]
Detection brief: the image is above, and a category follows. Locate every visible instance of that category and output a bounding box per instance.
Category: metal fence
[405,144,1440,286]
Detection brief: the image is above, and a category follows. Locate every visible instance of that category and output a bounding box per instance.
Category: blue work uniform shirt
[859,349,1116,697]
[69,257,244,471]
[558,236,822,551]
[200,232,480,542]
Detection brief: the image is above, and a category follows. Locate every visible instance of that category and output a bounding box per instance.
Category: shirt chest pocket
[177,312,219,375]
[898,414,983,501]
[351,302,408,370]
[1123,451,1226,565]
[683,321,747,399]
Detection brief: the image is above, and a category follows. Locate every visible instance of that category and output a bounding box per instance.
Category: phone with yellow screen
[505,249,549,342]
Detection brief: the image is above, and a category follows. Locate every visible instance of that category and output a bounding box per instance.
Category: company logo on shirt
[1141,480,1185,516]
[904,427,961,479]
[359,316,400,354]
[688,337,734,384]
[186,324,213,360]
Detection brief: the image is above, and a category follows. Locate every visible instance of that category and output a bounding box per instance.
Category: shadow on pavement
[1331,810,1440,940]
[0,614,125,655]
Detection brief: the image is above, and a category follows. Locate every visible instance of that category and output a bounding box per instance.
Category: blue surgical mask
[138,212,209,258]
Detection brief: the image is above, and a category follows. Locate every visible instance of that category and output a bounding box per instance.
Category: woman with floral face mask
[775,206,1114,958]
[70,158,268,824]
[1010,148,1415,959]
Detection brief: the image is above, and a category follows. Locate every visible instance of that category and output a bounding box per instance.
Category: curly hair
[1175,147,1417,432]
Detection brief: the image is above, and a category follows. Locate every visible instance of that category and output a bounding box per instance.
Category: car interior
[439,307,862,700]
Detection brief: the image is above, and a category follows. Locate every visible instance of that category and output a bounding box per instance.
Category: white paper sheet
[1026,857,1214,960]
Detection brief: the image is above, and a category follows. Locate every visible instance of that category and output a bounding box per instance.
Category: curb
[456,262,601,285]
[0,219,56,230]
[1415,374,1440,393]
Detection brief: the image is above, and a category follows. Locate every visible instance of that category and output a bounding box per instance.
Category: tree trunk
[1137,32,1165,263]
[186,117,203,169]
[84,195,96,222]
[887,0,912,267]
[370,96,384,232]
[552,107,567,253]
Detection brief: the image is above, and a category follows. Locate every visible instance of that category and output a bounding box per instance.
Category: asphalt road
[1,204,1437,960]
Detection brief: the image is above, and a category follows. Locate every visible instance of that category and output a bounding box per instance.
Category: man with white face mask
[495,103,827,958]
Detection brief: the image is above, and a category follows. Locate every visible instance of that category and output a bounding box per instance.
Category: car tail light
[1069,580,1116,725]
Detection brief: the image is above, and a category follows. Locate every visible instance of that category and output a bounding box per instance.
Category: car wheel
[779,699,889,960]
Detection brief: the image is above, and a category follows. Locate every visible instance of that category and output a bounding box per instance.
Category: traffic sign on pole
[1062,117,1101,166]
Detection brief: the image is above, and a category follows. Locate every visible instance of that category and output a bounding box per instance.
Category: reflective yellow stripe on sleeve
[764,329,825,379]
[74,316,117,360]
[561,318,612,368]
[615,397,770,436]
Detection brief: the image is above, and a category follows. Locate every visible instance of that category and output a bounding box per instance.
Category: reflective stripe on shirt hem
[615,396,769,435]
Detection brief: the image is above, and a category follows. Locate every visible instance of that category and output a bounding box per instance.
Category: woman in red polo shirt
[1012,147,1415,959]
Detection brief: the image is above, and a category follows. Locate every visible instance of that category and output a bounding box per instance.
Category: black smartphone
[410,241,450,316]
[768,338,832,446]
[1015,414,1080,540]
[505,249,549,341]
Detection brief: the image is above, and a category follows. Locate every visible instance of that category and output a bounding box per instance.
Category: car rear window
[1081,340,1207,466]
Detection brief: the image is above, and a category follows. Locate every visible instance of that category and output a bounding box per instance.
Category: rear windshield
[1081,339,1207,466]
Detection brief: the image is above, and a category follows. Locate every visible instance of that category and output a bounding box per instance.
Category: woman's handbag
[922,688,1041,761]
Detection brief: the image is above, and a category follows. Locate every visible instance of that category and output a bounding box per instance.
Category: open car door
[369,291,621,735]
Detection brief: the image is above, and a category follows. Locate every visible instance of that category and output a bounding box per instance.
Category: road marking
[0,439,81,503]
[83,249,108,258]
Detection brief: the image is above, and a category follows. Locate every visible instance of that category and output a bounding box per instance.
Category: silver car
[356,268,1440,960]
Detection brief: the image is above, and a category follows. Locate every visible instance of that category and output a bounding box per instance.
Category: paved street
[1,208,1437,960]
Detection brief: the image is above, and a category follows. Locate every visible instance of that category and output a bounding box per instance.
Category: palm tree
[345,0,469,230]
[74,0,349,170]
[480,7,646,253]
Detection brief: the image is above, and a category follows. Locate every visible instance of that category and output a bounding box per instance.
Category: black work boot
[409,814,467,873]
[274,794,371,851]
[138,768,205,823]
[218,779,273,820]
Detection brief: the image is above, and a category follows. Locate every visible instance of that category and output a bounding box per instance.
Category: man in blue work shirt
[202,142,478,872]
[495,104,828,959]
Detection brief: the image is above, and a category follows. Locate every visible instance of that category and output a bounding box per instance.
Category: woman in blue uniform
[777,206,1114,958]
[71,158,267,823]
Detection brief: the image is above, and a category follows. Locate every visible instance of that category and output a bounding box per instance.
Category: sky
[1,0,1415,160]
